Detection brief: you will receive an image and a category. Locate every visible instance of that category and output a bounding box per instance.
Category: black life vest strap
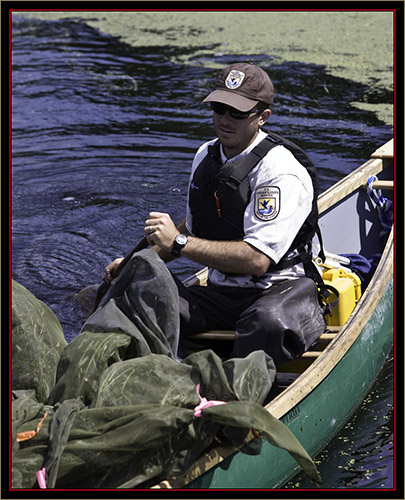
[298,244,343,314]
[225,135,280,191]
[273,226,326,271]
[207,141,222,162]
[315,225,326,263]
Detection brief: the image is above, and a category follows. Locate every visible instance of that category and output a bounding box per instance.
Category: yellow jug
[322,268,362,326]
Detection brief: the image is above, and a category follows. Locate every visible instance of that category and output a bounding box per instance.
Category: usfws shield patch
[255,186,280,221]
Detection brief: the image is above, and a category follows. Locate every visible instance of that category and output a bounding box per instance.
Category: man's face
[212,104,270,158]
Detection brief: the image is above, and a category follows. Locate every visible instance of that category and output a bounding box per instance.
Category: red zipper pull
[214,190,223,218]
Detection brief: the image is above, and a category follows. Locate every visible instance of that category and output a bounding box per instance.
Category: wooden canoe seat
[188,327,341,361]
[189,327,340,343]
[187,327,342,390]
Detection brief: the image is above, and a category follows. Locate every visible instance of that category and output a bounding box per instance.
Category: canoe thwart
[362,180,394,190]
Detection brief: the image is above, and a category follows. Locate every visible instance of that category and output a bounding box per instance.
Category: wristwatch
[171,233,188,257]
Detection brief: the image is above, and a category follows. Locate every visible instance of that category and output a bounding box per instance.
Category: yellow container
[322,268,362,326]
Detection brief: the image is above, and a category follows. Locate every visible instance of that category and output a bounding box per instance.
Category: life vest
[189,131,332,300]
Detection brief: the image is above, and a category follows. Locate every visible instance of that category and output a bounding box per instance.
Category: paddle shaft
[91,236,149,313]
[113,235,149,277]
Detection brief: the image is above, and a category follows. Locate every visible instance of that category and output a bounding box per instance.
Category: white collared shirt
[185,130,315,288]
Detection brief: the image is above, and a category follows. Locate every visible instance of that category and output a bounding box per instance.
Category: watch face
[176,234,188,245]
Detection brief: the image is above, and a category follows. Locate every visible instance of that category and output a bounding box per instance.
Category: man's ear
[258,109,271,126]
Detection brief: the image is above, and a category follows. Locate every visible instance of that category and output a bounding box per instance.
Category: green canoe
[152,139,394,489]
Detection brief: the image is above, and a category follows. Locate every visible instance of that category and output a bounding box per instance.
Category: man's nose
[220,110,234,122]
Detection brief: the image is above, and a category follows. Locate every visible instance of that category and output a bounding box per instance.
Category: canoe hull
[186,274,393,489]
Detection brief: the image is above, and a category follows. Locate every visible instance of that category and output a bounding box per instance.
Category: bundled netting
[11,250,321,489]
[11,280,67,403]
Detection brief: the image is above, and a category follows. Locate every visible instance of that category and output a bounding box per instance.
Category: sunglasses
[210,102,264,120]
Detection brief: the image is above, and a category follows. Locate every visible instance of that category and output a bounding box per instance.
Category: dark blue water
[10,15,394,489]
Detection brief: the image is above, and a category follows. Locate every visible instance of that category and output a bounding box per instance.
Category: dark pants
[174,276,326,366]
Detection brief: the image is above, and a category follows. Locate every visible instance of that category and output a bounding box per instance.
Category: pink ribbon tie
[194,384,226,417]
[36,467,47,488]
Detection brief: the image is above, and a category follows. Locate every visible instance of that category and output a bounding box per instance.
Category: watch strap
[171,234,188,256]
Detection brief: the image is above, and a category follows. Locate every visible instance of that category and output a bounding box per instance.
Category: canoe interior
[152,140,394,489]
[318,162,394,257]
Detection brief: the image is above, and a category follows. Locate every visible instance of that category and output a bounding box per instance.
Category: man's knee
[232,278,326,364]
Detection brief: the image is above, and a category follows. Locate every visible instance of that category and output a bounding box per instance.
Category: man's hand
[104,257,124,283]
[144,212,179,253]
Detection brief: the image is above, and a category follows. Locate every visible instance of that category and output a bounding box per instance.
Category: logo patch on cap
[254,186,280,221]
[225,70,245,90]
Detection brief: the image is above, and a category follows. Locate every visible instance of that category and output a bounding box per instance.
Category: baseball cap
[203,62,274,112]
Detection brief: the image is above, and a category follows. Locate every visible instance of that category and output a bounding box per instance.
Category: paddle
[74,236,149,318]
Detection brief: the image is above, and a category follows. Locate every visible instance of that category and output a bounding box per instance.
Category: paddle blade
[72,236,148,319]
[73,283,103,318]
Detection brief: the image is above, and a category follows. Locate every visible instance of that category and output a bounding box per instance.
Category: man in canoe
[106,62,326,364]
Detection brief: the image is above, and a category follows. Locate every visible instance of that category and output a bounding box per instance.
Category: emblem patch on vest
[225,70,245,89]
[254,186,280,221]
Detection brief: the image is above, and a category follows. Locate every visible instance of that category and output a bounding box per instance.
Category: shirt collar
[219,129,268,164]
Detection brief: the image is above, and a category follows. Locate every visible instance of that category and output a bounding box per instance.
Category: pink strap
[194,384,226,417]
[36,467,47,488]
